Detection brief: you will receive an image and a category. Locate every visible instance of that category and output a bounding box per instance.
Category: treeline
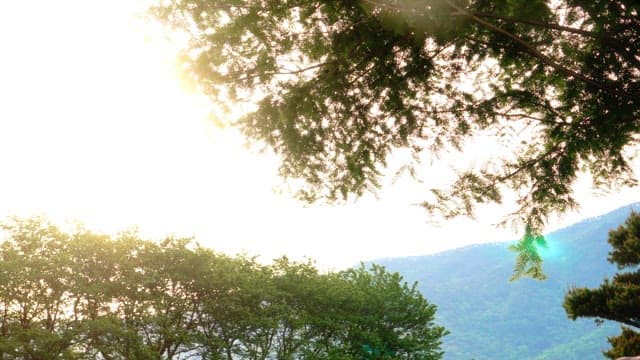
[0,217,446,359]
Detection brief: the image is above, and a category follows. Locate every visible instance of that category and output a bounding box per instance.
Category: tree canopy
[564,211,640,359]
[0,216,447,359]
[152,0,640,278]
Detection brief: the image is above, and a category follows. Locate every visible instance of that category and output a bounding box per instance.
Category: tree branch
[225,60,337,84]
[474,10,640,70]
[471,11,597,37]
[444,0,608,91]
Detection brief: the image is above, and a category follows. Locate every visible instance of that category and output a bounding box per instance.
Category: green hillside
[374,204,640,359]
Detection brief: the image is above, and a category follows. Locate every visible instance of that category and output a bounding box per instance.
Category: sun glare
[0,2,228,232]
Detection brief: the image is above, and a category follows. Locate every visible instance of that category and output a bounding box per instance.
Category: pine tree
[564,211,640,358]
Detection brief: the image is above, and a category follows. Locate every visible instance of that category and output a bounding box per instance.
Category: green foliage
[0,216,77,359]
[339,264,448,359]
[564,211,640,358]
[153,0,640,280]
[608,212,640,268]
[509,225,547,280]
[604,327,640,359]
[0,216,446,359]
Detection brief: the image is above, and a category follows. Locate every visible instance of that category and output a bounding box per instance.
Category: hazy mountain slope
[373,203,640,359]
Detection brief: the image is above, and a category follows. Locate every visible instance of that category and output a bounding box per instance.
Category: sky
[1,1,639,271]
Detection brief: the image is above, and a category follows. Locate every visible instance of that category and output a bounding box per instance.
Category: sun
[0,1,222,232]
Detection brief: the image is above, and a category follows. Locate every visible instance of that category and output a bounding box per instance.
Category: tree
[0,217,80,359]
[188,252,255,359]
[337,264,448,359]
[75,233,205,359]
[152,0,640,278]
[564,211,640,359]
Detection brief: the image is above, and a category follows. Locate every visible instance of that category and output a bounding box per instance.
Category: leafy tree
[0,217,80,359]
[134,237,205,358]
[76,233,205,359]
[337,264,448,359]
[64,230,134,359]
[189,252,255,358]
[257,258,323,359]
[564,211,640,358]
[153,0,640,278]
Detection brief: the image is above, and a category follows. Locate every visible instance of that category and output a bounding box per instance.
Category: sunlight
[0,1,242,234]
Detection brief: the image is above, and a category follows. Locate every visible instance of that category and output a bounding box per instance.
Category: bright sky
[1,1,639,270]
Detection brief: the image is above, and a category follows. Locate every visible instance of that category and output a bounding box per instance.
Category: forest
[0,217,446,359]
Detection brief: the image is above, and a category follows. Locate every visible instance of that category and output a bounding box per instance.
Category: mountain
[373,203,640,359]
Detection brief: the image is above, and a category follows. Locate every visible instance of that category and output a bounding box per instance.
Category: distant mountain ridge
[372,203,640,359]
